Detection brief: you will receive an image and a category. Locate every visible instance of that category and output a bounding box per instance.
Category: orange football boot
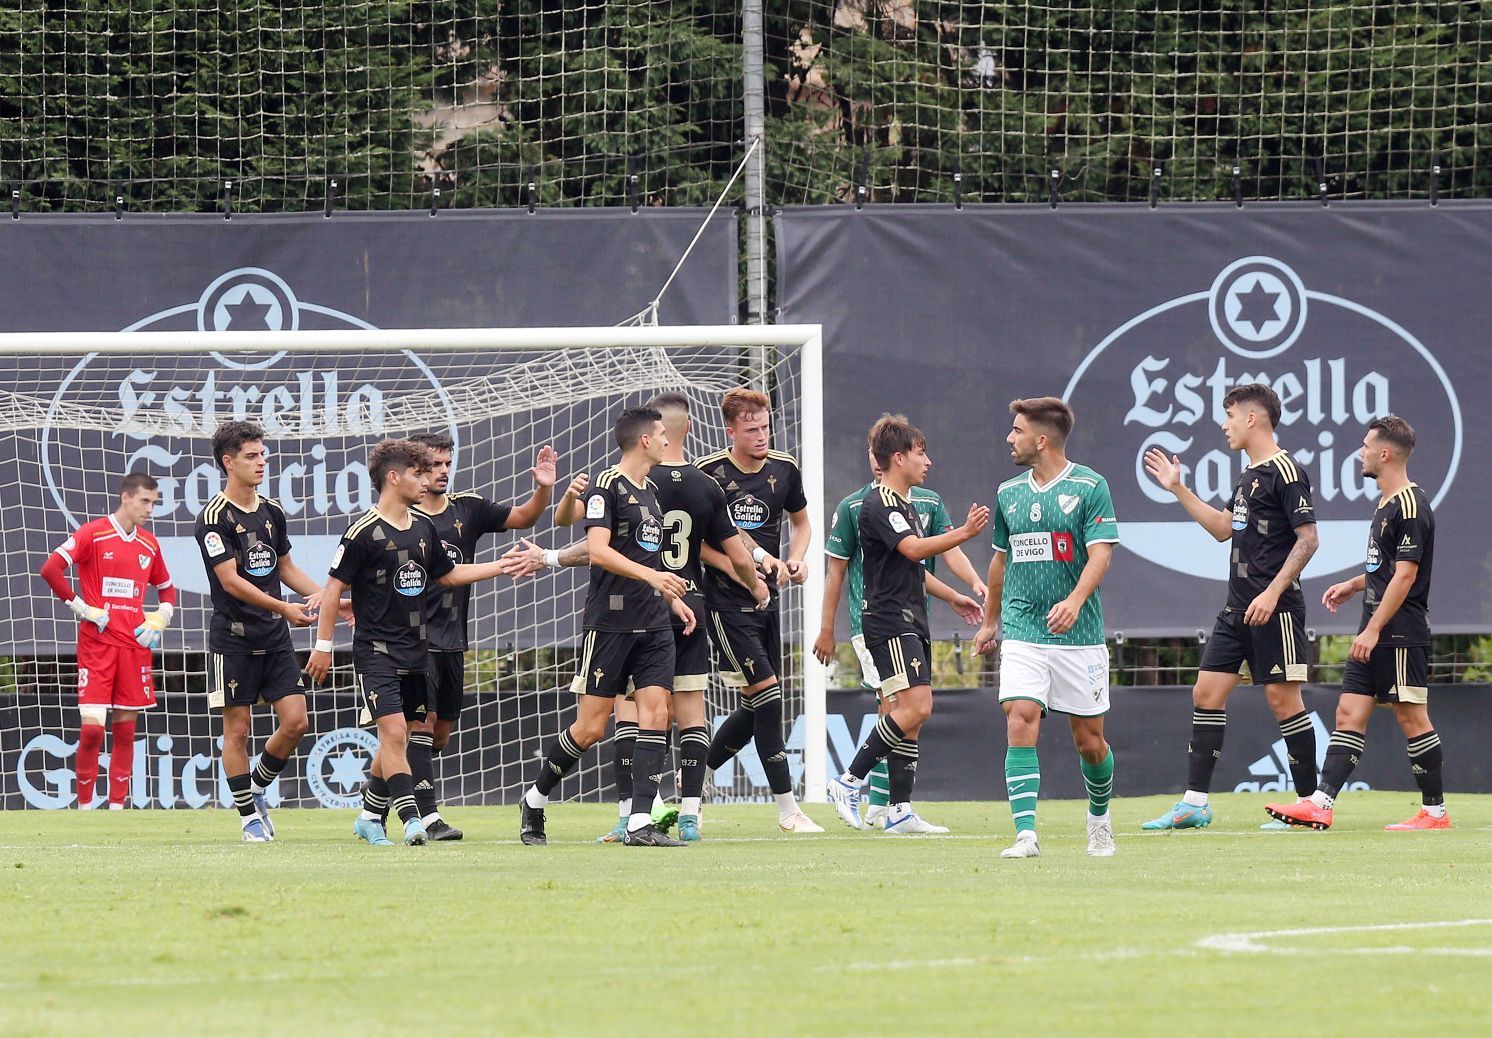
[1384,808,1452,830]
[1264,798,1334,830]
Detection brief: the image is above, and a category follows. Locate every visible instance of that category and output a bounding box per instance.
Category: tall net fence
[4,2,1490,211]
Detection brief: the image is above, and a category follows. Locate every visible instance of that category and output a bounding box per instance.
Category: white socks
[524,787,548,810]
[681,796,702,817]
[774,791,800,819]
[1182,790,1208,807]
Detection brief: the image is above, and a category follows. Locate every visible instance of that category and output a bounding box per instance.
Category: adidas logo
[414,780,433,790]
[1235,712,1372,795]
[1269,664,1283,675]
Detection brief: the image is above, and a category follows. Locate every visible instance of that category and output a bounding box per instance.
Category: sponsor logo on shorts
[395,561,428,596]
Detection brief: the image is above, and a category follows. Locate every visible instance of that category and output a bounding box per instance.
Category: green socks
[866,760,891,807]
[1004,746,1040,833]
[1081,747,1115,817]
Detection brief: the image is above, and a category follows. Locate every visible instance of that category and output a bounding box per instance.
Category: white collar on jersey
[108,514,140,542]
[1027,460,1074,494]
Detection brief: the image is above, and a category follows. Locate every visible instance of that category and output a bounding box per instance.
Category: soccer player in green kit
[974,398,1120,859]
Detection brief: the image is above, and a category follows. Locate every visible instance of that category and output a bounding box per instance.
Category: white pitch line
[1198,919,1492,955]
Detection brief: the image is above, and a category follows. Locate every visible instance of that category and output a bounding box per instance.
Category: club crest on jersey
[244,542,277,577]
[394,560,428,596]
[731,494,768,530]
[671,469,682,481]
[635,514,664,553]
[138,553,151,570]
[1058,493,1080,515]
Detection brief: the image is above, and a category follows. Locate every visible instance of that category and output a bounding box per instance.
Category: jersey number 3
[661,509,692,571]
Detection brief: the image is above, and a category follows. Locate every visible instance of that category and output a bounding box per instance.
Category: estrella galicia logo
[1064,256,1462,582]
[1365,538,1382,573]
[1230,493,1248,531]
[442,540,464,565]
[635,514,663,553]
[394,560,428,596]
[305,727,377,808]
[730,494,768,530]
[244,541,277,578]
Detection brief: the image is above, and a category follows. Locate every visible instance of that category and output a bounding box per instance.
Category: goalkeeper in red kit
[38,472,176,809]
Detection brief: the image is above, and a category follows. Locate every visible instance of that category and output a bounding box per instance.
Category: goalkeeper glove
[67,596,111,634]
[133,603,174,649]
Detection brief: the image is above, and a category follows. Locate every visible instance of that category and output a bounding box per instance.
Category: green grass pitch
[3,792,1489,1037]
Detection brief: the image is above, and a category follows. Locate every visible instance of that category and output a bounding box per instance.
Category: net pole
[799,328,827,802]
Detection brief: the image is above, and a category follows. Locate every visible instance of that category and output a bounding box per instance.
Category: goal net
[0,325,827,812]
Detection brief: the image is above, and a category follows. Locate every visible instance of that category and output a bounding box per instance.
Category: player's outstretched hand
[812,627,837,665]
[1046,595,1082,635]
[973,622,1000,656]
[280,601,316,628]
[1143,448,1184,494]
[532,445,559,487]
[648,570,689,601]
[960,503,990,539]
[306,650,331,683]
[784,558,809,585]
[951,594,984,626]
[671,596,697,635]
[1322,580,1358,613]
[499,537,547,579]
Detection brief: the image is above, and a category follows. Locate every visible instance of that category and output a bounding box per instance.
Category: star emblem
[327,748,367,792]
[224,293,274,330]
[1232,278,1280,333]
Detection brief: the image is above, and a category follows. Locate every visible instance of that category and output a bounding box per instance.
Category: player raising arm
[304,439,515,847]
[39,472,175,809]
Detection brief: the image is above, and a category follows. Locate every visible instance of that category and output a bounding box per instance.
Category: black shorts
[208,649,305,710]
[572,628,674,698]
[1200,609,1308,685]
[868,632,932,699]
[1343,644,1429,705]
[708,608,780,688]
[673,594,711,693]
[354,659,431,721]
[429,650,467,721]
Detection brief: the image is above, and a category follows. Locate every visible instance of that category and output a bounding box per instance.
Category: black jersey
[581,466,671,633]
[328,507,455,668]
[1224,449,1316,614]
[194,493,294,655]
[696,448,806,613]
[858,484,929,642]
[1362,483,1433,646]
[653,461,739,595]
[418,492,512,652]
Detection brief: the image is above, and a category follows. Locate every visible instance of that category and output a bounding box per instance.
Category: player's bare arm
[895,503,990,563]
[1322,573,1366,612]
[1143,447,1233,542]
[554,473,590,526]
[813,554,849,665]
[306,576,349,682]
[1350,559,1418,662]
[1046,541,1113,636]
[586,524,687,600]
[670,595,697,635]
[783,506,811,584]
[1244,522,1318,626]
[943,544,987,600]
[499,536,588,578]
[212,557,314,628]
[505,445,559,529]
[925,571,983,626]
[973,550,1007,655]
[701,541,772,602]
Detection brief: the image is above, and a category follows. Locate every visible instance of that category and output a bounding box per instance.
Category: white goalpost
[0,324,828,810]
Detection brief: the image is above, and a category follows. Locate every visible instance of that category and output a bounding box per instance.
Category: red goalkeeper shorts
[77,640,156,711]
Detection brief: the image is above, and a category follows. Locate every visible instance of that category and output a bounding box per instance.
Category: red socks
[108,720,137,807]
[76,725,105,806]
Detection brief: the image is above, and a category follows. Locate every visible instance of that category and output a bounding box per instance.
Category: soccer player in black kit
[1141,383,1320,831]
[1267,416,1447,831]
[196,421,327,842]
[405,431,556,840]
[517,407,698,848]
[697,387,821,833]
[502,392,765,842]
[305,439,513,847]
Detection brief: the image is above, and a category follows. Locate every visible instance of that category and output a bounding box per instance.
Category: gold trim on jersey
[767,449,800,468]
[345,508,383,541]
[1392,483,1420,519]
[1255,448,1300,483]
[876,484,908,508]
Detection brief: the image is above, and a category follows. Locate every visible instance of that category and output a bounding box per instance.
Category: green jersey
[826,481,952,636]
[991,461,1119,646]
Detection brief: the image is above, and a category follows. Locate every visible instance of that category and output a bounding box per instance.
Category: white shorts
[998,640,1110,717]
[850,634,881,691]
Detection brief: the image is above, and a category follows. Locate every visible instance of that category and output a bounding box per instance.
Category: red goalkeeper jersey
[51,516,173,650]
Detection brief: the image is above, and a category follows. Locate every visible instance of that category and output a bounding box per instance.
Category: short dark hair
[120,471,158,495]
[1009,397,1074,444]
[615,406,663,451]
[210,420,267,473]
[721,387,770,425]
[409,431,454,454]
[1367,415,1416,455]
[868,413,926,469]
[1222,383,1282,429]
[368,438,429,488]
[648,391,690,416]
